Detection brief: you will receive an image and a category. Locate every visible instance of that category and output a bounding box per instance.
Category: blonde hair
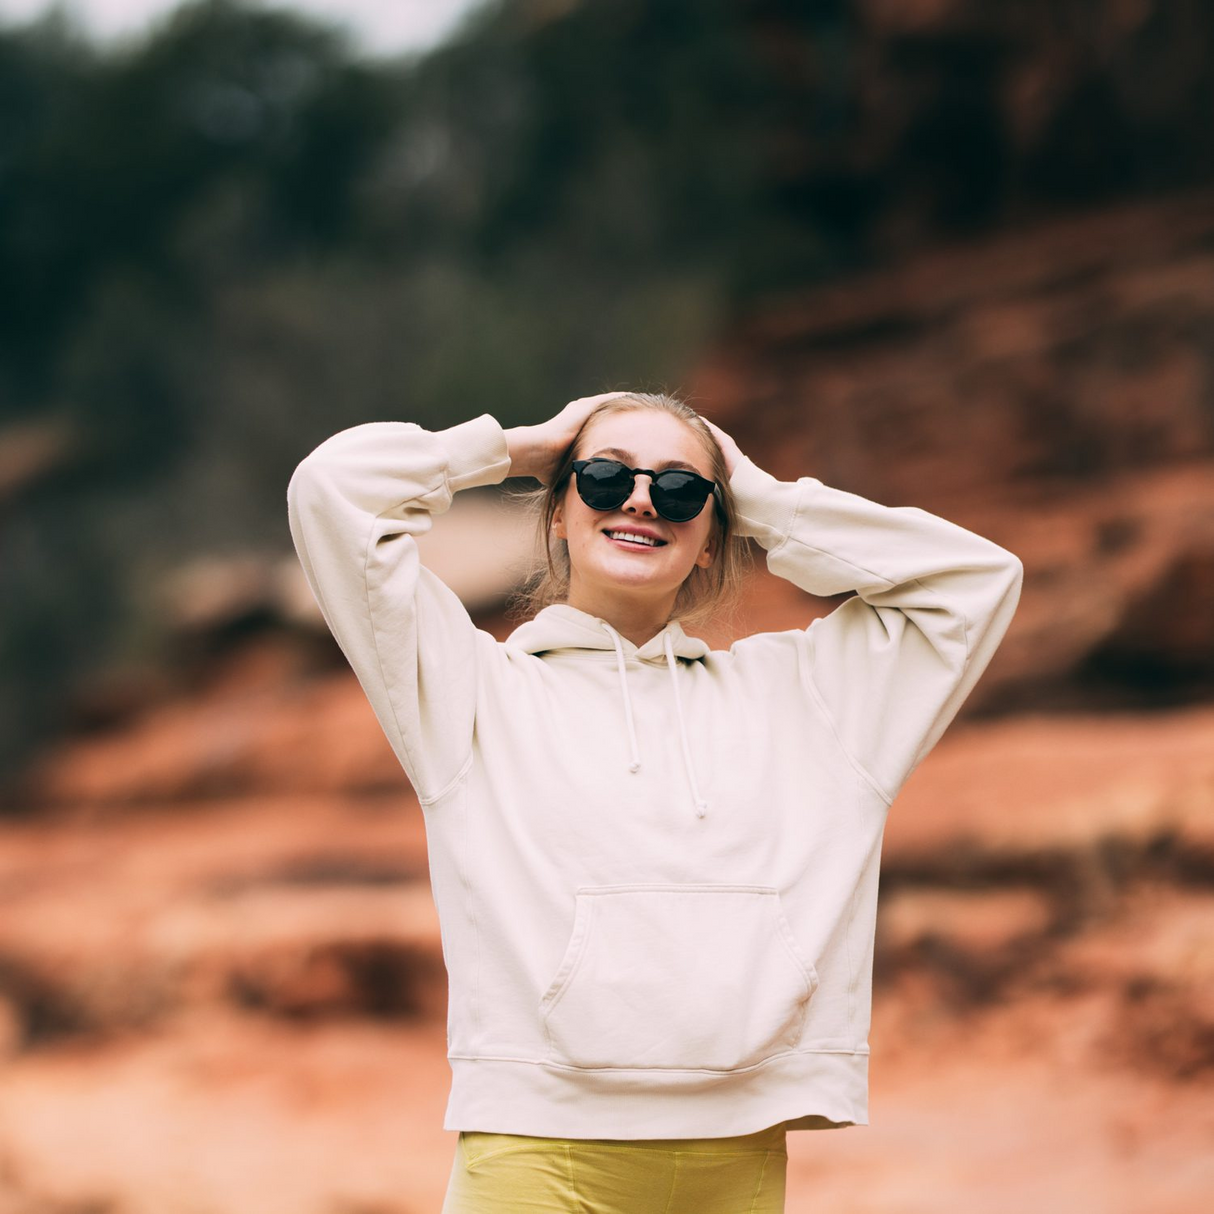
[503,392,754,632]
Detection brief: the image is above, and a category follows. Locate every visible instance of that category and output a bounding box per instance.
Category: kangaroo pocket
[538,883,819,1071]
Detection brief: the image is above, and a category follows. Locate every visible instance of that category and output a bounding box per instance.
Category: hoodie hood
[506,603,712,818]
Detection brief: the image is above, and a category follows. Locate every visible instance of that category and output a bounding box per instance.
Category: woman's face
[552,409,719,615]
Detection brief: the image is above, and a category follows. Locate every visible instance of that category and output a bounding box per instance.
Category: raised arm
[286,413,512,805]
[725,452,1023,808]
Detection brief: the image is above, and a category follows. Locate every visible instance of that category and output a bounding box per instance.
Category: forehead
[580,410,710,475]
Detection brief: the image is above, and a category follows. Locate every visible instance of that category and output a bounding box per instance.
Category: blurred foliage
[2,0,1213,792]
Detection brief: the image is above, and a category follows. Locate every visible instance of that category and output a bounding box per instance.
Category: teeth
[606,530,660,546]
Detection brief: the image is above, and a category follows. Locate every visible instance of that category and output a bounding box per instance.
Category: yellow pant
[440,1121,788,1213]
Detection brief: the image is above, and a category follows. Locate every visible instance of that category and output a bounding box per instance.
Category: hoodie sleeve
[286,413,513,805]
[726,454,1023,807]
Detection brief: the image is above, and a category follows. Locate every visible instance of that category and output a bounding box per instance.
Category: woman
[286,390,1023,1212]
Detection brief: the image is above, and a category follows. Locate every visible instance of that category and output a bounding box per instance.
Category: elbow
[969,544,1024,624]
[285,455,337,537]
[994,548,1024,619]
[286,447,333,506]
[286,458,313,511]
[285,422,390,506]
[1003,549,1025,594]
[980,537,1023,593]
[285,461,312,539]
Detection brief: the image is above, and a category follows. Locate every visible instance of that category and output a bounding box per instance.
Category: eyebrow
[589,447,706,475]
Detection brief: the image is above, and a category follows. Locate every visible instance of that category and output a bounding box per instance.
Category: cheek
[565,503,604,555]
[684,518,715,558]
[557,489,590,541]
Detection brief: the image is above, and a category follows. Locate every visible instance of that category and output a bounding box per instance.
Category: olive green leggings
[440,1120,788,1213]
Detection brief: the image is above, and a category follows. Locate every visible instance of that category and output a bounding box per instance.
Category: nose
[622,473,657,517]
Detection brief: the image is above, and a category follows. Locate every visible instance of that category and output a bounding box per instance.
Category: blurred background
[1,0,1212,1210]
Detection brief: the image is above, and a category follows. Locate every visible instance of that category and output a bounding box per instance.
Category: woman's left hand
[702,416,746,480]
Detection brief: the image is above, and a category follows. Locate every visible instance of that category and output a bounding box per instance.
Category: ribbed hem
[442,1049,869,1138]
[435,412,512,491]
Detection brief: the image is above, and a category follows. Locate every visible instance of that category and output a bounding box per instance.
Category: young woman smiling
[286,390,1023,1212]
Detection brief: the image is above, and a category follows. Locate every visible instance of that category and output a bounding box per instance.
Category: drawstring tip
[628,760,641,773]
[694,800,708,818]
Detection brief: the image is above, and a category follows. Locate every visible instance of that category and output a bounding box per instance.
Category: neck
[563,583,677,649]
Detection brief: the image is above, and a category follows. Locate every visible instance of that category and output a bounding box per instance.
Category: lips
[603,529,666,549]
[602,526,666,545]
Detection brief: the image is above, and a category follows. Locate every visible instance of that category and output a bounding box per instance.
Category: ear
[552,499,567,541]
[694,530,718,569]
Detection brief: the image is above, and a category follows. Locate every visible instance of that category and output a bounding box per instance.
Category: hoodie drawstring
[599,621,709,819]
[664,631,710,819]
[604,623,642,775]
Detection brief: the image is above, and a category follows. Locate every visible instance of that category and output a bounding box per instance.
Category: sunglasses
[570,458,722,523]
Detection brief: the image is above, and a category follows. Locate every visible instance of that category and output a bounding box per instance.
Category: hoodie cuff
[434,412,513,492]
[727,454,814,549]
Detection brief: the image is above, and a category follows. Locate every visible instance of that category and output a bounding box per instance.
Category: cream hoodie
[286,411,1023,1139]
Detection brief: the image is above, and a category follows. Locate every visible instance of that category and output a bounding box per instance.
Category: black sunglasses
[570,458,722,523]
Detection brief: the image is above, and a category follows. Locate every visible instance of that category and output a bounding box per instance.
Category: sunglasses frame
[570,457,723,523]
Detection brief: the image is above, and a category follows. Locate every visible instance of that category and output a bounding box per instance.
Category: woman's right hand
[506,392,633,484]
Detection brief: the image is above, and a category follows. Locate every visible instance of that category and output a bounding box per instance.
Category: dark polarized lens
[577,460,633,508]
[650,470,710,521]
